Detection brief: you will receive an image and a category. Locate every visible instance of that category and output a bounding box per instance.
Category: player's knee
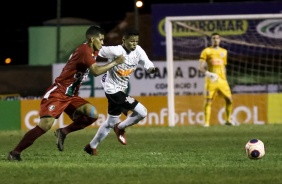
[134,103,147,119]
[89,106,99,119]
[38,118,55,131]
[139,108,147,119]
[75,116,97,126]
[75,104,99,120]
[107,115,120,128]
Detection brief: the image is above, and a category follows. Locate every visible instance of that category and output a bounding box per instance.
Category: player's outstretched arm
[89,55,125,77]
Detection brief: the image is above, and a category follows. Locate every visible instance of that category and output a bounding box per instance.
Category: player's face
[92,34,104,51]
[123,36,139,51]
[211,35,220,47]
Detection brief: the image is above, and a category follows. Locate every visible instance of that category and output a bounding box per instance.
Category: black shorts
[105,91,139,116]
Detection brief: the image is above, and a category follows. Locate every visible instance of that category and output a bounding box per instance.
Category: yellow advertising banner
[21,99,41,130]
[173,94,267,126]
[267,93,282,124]
[20,94,268,130]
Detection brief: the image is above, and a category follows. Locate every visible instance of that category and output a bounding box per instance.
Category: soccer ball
[245,139,265,159]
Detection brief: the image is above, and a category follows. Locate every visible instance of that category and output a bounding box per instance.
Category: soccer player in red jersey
[7,25,125,161]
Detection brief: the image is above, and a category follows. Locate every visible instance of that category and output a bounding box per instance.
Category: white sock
[89,114,120,148]
[89,121,111,148]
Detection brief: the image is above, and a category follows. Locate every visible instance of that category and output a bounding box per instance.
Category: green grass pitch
[1,124,282,184]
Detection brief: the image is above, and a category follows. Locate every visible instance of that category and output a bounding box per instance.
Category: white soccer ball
[245,139,265,160]
[245,139,265,159]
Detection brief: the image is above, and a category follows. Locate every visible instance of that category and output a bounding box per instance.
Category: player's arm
[199,49,208,73]
[136,46,158,74]
[200,62,219,82]
[199,51,218,82]
[89,55,125,77]
[199,60,207,73]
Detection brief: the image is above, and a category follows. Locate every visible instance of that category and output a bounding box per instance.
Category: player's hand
[114,55,125,64]
[205,71,218,82]
[147,67,159,74]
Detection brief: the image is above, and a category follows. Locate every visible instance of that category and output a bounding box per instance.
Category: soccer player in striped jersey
[84,28,158,156]
[7,25,125,161]
[199,32,237,127]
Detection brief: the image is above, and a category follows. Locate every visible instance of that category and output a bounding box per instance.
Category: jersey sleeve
[137,46,154,70]
[75,44,96,67]
[199,48,207,62]
[98,46,117,59]
[224,49,227,65]
[84,52,96,67]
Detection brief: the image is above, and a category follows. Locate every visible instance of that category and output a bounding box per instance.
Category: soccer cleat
[225,121,233,126]
[225,121,239,126]
[84,144,98,156]
[203,124,210,127]
[114,123,127,145]
[7,151,22,161]
[54,128,66,151]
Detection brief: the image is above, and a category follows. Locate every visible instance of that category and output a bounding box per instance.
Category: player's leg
[85,92,123,155]
[111,92,142,145]
[224,96,233,125]
[55,97,98,151]
[7,95,64,161]
[204,98,212,127]
[111,102,147,145]
[218,80,235,125]
[86,114,121,156]
[118,102,147,128]
[87,92,124,151]
[64,103,98,133]
[203,82,217,127]
[7,117,55,161]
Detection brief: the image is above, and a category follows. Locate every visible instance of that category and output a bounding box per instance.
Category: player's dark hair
[86,25,105,39]
[211,32,220,37]
[123,28,139,39]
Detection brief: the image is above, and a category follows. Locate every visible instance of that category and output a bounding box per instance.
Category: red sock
[12,125,46,153]
[62,116,96,135]
[63,121,90,134]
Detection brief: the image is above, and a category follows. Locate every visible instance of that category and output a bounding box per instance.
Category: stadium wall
[29,26,90,65]
[0,65,52,97]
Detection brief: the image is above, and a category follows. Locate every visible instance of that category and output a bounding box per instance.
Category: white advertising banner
[52,60,205,97]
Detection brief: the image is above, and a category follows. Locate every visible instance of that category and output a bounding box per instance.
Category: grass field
[1,124,282,184]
